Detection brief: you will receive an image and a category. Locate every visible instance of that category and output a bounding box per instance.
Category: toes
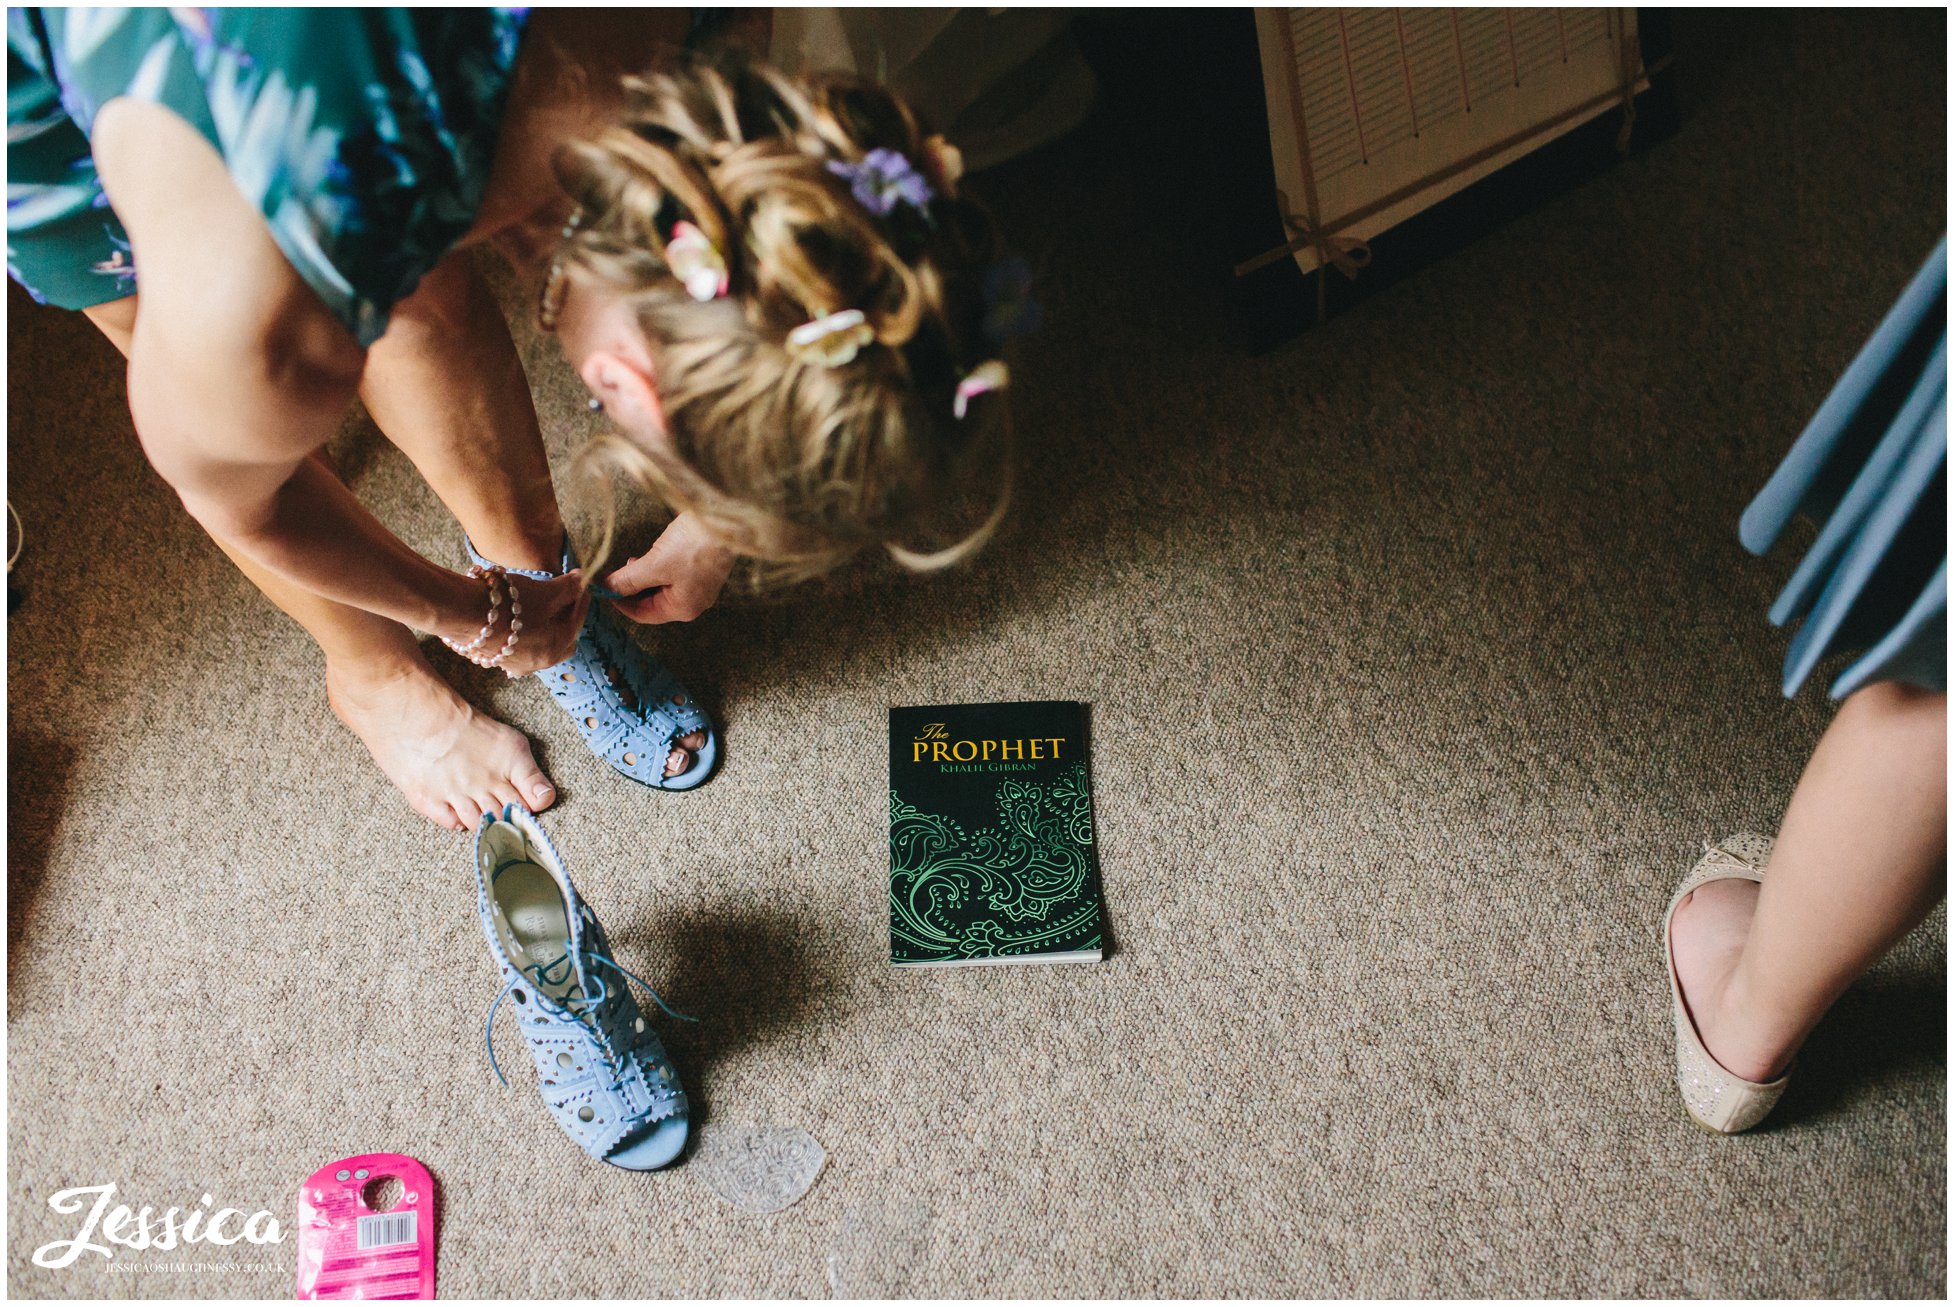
[488,782,524,818]
[512,761,557,812]
[664,746,692,777]
[411,796,464,832]
[676,730,707,751]
[449,795,486,828]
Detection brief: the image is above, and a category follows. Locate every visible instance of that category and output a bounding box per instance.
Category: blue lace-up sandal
[465,537,719,790]
[475,803,694,1169]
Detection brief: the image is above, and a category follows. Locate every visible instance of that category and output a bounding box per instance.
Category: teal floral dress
[6,7,529,345]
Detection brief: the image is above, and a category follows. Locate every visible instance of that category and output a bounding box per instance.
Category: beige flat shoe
[1664,833,1790,1134]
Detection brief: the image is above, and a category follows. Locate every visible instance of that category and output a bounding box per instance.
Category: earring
[587,397,604,413]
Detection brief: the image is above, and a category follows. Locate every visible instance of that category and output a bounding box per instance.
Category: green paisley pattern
[890,764,1102,963]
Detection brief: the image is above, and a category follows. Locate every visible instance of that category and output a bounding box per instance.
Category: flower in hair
[665,220,729,302]
[827,148,935,217]
[787,309,876,366]
[981,255,1043,343]
[954,360,1010,419]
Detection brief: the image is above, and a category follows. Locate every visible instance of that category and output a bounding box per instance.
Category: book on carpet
[888,700,1105,967]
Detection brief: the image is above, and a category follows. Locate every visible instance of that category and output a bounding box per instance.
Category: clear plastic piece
[690,1124,827,1214]
[295,1153,435,1300]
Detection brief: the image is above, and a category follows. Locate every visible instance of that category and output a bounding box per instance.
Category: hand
[600,512,734,625]
[495,569,589,674]
[443,568,589,675]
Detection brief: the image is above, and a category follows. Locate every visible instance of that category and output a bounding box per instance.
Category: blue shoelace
[484,950,696,1129]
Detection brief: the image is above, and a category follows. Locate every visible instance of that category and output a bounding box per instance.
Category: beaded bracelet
[443,565,505,661]
[476,578,523,673]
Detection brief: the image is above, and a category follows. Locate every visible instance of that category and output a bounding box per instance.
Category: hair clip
[787,309,876,366]
[919,134,964,198]
[664,220,729,302]
[827,148,935,217]
[954,360,1010,419]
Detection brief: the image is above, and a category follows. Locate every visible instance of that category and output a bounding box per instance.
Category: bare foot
[328,651,557,831]
[669,729,707,777]
[1670,878,1788,1082]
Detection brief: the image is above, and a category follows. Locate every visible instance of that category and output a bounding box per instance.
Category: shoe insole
[485,822,576,1003]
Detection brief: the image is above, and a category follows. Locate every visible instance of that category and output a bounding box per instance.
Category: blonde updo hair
[554,53,1017,584]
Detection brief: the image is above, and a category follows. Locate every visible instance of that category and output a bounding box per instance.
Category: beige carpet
[7,10,1945,1299]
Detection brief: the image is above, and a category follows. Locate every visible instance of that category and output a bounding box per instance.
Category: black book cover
[887,701,1106,966]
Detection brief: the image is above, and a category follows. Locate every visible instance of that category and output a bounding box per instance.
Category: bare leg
[1671,681,1947,1081]
[358,252,703,776]
[83,295,558,830]
[357,252,564,574]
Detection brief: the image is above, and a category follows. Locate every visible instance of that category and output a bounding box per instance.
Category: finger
[608,586,671,624]
[519,646,558,675]
[544,570,588,623]
[599,549,665,596]
[635,591,694,623]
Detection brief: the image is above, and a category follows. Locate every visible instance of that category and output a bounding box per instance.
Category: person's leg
[82,294,559,830]
[356,251,565,573]
[1671,681,1947,1082]
[357,250,704,776]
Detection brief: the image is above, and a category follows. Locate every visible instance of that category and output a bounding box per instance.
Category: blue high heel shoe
[476,803,693,1169]
[465,537,720,791]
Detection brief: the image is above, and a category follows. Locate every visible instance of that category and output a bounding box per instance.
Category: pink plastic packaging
[295,1153,436,1300]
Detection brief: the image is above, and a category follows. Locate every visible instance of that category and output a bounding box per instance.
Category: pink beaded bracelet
[443,565,506,661]
[477,578,523,673]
